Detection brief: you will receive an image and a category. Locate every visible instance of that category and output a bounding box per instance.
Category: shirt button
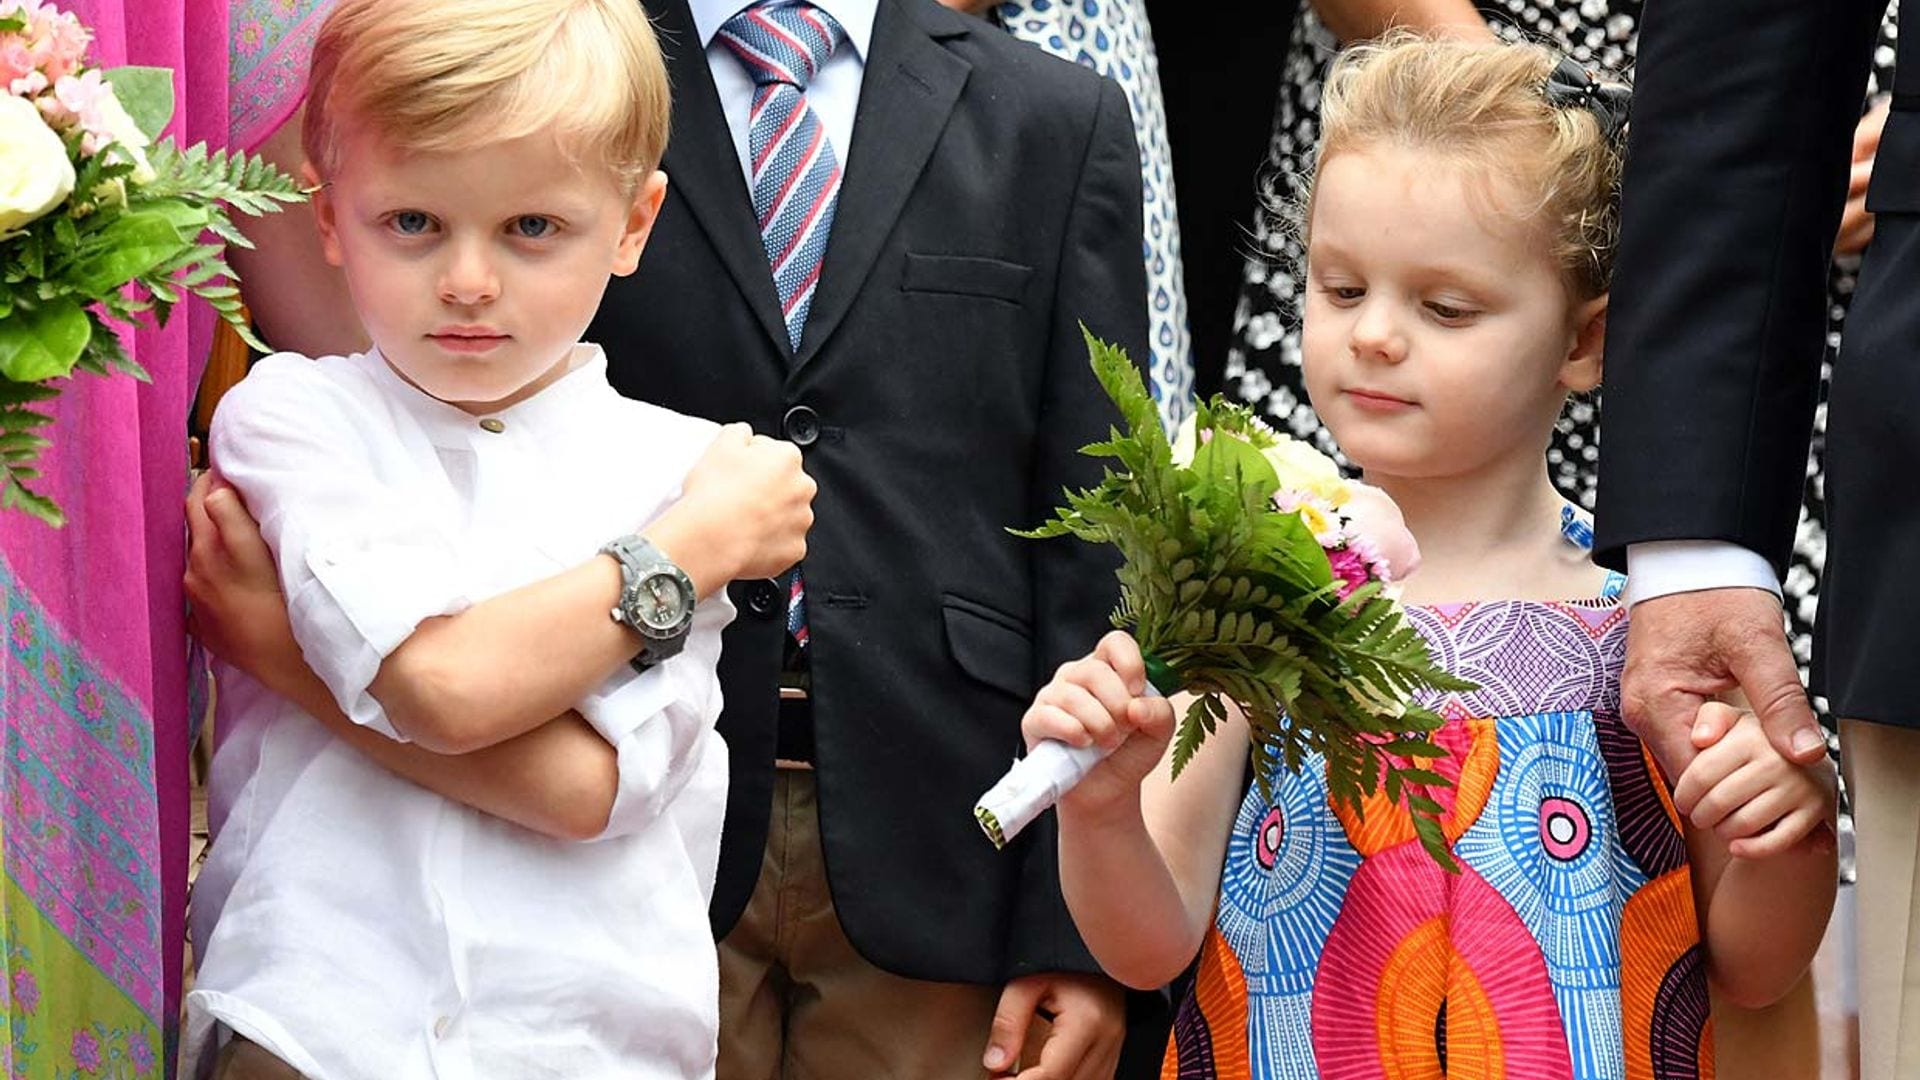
[744,578,782,618]
[782,405,819,447]
[433,1015,452,1039]
[478,418,506,434]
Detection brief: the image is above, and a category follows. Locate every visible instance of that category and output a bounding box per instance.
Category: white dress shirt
[1624,540,1784,607]
[689,0,878,187]
[184,346,733,1080]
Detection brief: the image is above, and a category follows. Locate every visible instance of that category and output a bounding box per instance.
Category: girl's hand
[1020,631,1177,819]
[1672,702,1837,859]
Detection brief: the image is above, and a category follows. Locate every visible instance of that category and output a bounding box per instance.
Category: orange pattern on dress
[1375,914,1507,1080]
[1161,928,1254,1079]
[1333,718,1501,855]
[1620,867,1714,1080]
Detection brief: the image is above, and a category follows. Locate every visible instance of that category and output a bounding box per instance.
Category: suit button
[783,405,820,447]
[745,578,782,618]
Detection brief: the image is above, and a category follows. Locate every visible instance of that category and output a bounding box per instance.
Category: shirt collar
[689,0,876,62]
[363,343,614,448]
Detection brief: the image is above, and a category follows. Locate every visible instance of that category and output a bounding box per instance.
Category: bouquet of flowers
[973,331,1473,868]
[0,0,304,525]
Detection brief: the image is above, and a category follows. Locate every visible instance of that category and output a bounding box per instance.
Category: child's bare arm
[1033,633,1245,988]
[368,424,812,752]
[188,473,618,839]
[1674,703,1838,1009]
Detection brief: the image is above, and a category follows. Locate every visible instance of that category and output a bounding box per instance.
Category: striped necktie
[718,1,845,651]
[716,1,846,354]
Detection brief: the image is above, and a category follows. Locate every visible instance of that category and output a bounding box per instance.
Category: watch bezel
[602,535,696,668]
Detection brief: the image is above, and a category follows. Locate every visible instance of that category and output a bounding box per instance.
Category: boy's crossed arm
[187,423,814,841]
[1672,700,1838,1010]
[189,472,620,839]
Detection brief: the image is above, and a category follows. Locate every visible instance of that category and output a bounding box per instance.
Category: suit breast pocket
[901,253,1034,305]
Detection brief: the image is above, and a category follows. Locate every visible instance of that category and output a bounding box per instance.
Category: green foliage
[1018,330,1477,870]
[0,121,306,525]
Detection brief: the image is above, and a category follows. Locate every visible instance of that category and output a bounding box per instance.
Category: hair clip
[1543,55,1631,143]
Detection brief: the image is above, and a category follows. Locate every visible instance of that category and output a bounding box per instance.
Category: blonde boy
[182,2,814,1077]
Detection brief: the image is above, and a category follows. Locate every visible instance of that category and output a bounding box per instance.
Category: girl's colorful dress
[1168,517,1712,1079]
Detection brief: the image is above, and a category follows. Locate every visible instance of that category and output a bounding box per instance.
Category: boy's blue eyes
[383,213,559,238]
[512,216,556,239]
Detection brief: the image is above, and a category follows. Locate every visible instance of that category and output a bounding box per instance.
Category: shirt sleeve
[577,588,735,840]
[210,356,470,741]
[1624,540,1784,608]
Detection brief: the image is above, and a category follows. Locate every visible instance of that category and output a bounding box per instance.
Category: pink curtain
[0,2,227,1075]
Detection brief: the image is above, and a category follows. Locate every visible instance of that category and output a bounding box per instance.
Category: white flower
[1170,413,1199,466]
[88,82,154,183]
[1261,435,1350,506]
[0,93,74,233]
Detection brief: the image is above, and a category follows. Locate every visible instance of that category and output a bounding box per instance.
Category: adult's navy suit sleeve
[1592,0,1886,574]
[1008,75,1150,979]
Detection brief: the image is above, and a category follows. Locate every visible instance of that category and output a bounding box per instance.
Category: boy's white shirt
[183,345,734,1080]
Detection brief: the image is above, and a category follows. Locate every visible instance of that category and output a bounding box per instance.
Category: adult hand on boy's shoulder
[983,971,1125,1080]
[184,472,299,684]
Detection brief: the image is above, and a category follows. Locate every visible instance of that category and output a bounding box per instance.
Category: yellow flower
[0,94,74,234]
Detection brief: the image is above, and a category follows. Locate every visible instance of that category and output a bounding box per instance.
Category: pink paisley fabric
[0,2,227,1073]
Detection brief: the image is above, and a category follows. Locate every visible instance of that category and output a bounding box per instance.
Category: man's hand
[184,473,303,688]
[1623,588,1825,784]
[982,972,1124,1080]
[1836,97,1890,256]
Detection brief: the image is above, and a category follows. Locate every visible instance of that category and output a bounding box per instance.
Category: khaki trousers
[718,770,1008,1080]
[212,1038,305,1080]
[1840,718,1920,1080]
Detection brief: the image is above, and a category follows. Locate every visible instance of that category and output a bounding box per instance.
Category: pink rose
[1339,482,1421,583]
[0,38,36,93]
[1326,545,1374,601]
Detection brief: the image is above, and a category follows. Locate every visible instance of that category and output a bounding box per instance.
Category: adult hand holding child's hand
[1672,701,1836,859]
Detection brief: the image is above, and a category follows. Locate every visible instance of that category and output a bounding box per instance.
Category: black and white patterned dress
[1222,0,1901,684]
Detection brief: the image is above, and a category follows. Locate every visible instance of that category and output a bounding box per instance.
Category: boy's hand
[184,473,305,688]
[663,423,815,585]
[1020,631,1176,817]
[1672,702,1836,859]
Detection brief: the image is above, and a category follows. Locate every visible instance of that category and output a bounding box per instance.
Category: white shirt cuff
[1624,540,1783,608]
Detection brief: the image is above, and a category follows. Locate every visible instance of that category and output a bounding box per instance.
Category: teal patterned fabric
[230,0,330,151]
[995,0,1193,433]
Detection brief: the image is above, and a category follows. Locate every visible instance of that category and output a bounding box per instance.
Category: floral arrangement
[0,0,303,525]
[976,331,1472,868]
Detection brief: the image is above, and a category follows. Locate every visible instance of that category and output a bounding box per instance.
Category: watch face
[633,572,690,631]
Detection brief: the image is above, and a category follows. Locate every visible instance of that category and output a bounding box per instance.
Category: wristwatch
[601,534,696,671]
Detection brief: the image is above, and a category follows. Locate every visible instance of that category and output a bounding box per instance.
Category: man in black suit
[591,1,1146,1075]
[1594,3,1916,1076]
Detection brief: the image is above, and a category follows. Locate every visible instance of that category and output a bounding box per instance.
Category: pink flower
[10,970,37,1014]
[127,1032,155,1073]
[73,680,102,721]
[1338,482,1421,583]
[1326,545,1374,601]
[69,1027,100,1072]
[0,38,36,93]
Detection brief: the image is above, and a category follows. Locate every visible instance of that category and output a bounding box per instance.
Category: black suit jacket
[1594,0,1916,724]
[592,0,1147,981]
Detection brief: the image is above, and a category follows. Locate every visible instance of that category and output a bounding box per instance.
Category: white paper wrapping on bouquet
[973,685,1162,848]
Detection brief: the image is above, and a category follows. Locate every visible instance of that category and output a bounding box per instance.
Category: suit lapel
[652,0,795,360]
[793,0,972,370]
